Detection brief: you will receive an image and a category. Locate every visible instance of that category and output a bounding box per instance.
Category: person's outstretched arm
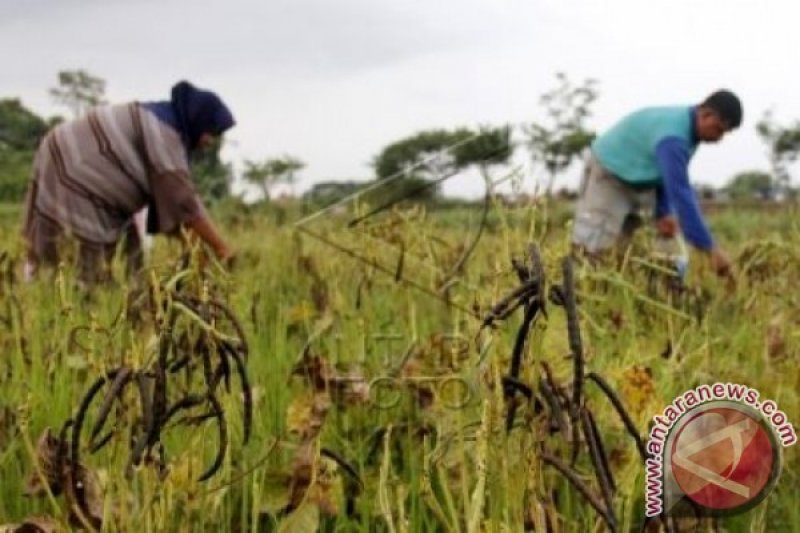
[654,137,732,277]
[186,214,232,261]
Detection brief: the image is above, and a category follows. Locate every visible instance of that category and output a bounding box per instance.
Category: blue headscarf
[140,81,235,234]
[143,80,235,154]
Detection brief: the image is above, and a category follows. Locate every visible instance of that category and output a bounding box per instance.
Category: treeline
[0,70,231,204]
[0,71,599,207]
[0,99,56,201]
[4,71,800,207]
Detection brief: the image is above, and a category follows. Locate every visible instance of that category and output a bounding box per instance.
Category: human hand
[655,215,679,238]
[220,250,236,270]
[709,247,733,279]
[215,243,236,270]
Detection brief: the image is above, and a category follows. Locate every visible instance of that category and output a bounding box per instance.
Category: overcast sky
[2,0,800,198]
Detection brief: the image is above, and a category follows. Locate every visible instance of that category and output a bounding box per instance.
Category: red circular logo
[669,403,780,513]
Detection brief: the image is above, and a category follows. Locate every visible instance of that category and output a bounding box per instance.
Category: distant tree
[372,125,513,201]
[456,125,515,175]
[304,180,365,206]
[192,138,233,203]
[269,155,304,197]
[0,148,35,202]
[756,110,800,194]
[374,129,469,186]
[0,98,50,150]
[0,99,54,201]
[243,155,305,202]
[725,170,775,200]
[49,69,107,117]
[525,72,598,194]
[695,183,718,201]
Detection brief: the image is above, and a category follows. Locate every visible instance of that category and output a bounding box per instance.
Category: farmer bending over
[572,89,742,278]
[22,80,235,283]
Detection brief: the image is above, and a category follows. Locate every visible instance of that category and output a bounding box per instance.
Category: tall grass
[0,199,797,531]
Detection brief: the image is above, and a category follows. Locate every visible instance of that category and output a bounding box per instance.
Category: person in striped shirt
[22,80,235,283]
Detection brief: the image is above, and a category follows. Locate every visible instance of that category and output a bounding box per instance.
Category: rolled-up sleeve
[147,170,207,235]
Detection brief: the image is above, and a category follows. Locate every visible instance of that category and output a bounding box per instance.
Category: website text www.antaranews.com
[644,382,796,517]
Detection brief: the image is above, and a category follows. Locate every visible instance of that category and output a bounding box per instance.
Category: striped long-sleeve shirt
[24,102,206,247]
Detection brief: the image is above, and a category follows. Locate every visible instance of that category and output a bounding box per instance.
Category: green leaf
[277,503,320,533]
[65,354,88,370]
[259,472,291,515]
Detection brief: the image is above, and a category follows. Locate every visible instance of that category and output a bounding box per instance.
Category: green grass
[0,199,797,531]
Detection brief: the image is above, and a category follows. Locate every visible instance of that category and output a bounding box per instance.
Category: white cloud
[2,0,799,197]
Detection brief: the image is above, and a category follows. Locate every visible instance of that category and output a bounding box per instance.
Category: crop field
[0,199,798,532]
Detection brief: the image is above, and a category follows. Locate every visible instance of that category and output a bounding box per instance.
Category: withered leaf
[64,464,104,530]
[0,515,60,533]
[277,502,319,533]
[287,446,343,518]
[292,354,369,406]
[23,428,63,497]
[767,315,786,359]
[286,394,330,439]
[621,366,655,415]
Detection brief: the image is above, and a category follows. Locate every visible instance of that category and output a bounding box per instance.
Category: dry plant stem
[560,257,584,467]
[502,375,533,399]
[321,447,364,489]
[498,248,547,430]
[540,362,570,440]
[136,372,154,443]
[224,342,253,442]
[540,451,617,532]
[199,298,250,358]
[127,433,149,478]
[394,243,405,282]
[580,409,615,521]
[45,252,254,503]
[212,346,232,392]
[70,375,110,531]
[71,375,111,471]
[89,431,114,454]
[584,408,615,493]
[199,336,216,392]
[538,379,566,434]
[480,281,540,330]
[89,367,133,444]
[528,244,546,306]
[505,299,541,432]
[511,258,530,281]
[152,311,178,443]
[561,256,584,413]
[163,394,207,425]
[586,372,648,462]
[55,420,74,494]
[500,290,538,320]
[198,393,228,482]
[569,414,582,468]
[168,355,191,373]
[508,300,541,379]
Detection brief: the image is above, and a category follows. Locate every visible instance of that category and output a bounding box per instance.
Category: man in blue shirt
[572,90,742,278]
